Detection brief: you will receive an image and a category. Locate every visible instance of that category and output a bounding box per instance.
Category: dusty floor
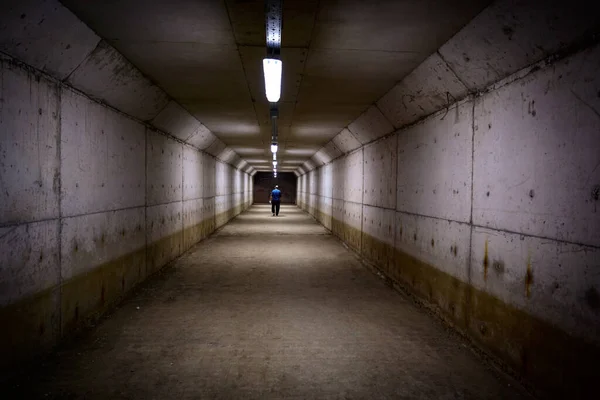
[9,205,533,399]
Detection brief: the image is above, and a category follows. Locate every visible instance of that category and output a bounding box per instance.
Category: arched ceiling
[59,0,492,172]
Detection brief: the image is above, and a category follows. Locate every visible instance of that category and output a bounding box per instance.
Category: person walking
[269,185,282,216]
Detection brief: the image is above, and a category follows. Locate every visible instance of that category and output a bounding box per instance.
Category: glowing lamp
[263,58,282,102]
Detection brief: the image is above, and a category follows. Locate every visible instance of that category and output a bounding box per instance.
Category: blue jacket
[271,189,281,201]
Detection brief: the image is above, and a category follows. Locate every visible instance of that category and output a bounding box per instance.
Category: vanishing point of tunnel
[1,1,599,399]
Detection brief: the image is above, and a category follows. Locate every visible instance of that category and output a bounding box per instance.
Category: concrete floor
[9,205,533,399]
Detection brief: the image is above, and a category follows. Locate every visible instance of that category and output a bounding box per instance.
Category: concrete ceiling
[60,0,491,171]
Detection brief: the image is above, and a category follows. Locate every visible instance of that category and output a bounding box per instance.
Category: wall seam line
[144,127,149,276]
[57,82,63,338]
[181,143,184,253]
[360,147,365,253]
[466,96,476,328]
[374,102,396,133]
[61,39,102,83]
[436,50,473,94]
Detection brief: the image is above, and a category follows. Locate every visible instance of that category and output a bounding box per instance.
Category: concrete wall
[297,3,600,398]
[0,38,253,376]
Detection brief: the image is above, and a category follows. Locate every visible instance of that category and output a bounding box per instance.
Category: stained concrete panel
[332,128,361,154]
[312,149,330,166]
[396,102,472,223]
[331,199,344,223]
[60,207,145,282]
[187,125,216,151]
[303,159,316,172]
[0,0,100,80]
[203,197,215,225]
[473,46,600,246]
[146,131,183,206]
[319,164,333,198]
[438,0,600,91]
[395,212,471,284]
[67,41,170,121]
[234,192,243,207]
[217,147,236,164]
[363,135,397,209]
[61,89,145,216]
[343,201,363,251]
[151,100,202,142]
[308,194,318,214]
[203,154,216,199]
[471,226,600,345]
[0,220,60,306]
[183,146,203,201]
[323,141,343,161]
[0,60,60,224]
[215,195,232,227]
[319,196,333,230]
[146,202,183,274]
[343,201,363,231]
[362,205,395,247]
[331,157,345,201]
[377,53,469,129]
[183,198,203,250]
[347,106,394,145]
[234,169,243,194]
[205,138,227,158]
[215,161,232,196]
[344,150,364,204]
[308,170,319,195]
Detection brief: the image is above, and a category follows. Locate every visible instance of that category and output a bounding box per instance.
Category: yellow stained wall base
[330,215,599,399]
[0,212,239,377]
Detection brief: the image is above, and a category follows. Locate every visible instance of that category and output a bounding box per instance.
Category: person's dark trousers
[271,200,281,216]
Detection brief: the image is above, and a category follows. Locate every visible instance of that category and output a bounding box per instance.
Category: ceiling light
[271,143,278,153]
[273,161,278,167]
[263,58,282,102]
[273,153,277,161]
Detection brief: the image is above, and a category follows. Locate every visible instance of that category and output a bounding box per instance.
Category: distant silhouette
[269,185,281,216]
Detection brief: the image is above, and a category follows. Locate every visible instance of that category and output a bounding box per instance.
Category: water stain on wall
[483,240,489,281]
[525,255,533,298]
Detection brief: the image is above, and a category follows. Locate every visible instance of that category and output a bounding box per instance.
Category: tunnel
[1,0,599,399]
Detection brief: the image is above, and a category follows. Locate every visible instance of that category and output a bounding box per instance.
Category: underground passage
[0,1,599,399]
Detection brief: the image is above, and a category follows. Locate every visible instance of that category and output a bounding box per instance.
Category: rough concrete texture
[7,205,532,400]
[297,41,600,399]
[0,56,254,376]
[66,40,171,122]
[319,0,600,171]
[363,135,397,209]
[376,52,469,129]
[0,0,100,80]
[348,105,395,145]
[0,0,249,173]
[332,128,362,154]
[0,56,60,225]
[396,100,473,223]
[438,0,600,91]
[151,100,206,143]
[472,43,600,246]
[61,88,146,215]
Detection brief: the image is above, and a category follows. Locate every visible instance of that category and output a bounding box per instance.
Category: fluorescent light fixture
[273,153,277,161]
[273,161,278,167]
[263,58,282,102]
[271,143,278,153]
